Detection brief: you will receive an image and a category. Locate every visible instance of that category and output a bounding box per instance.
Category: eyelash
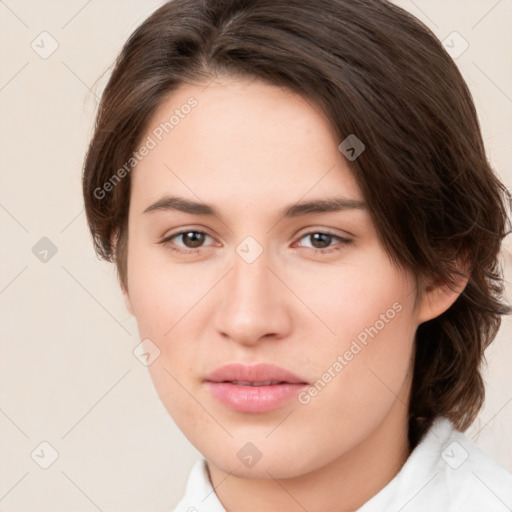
[158,229,352,256]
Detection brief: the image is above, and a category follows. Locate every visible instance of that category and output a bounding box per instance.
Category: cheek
[126,241,202,336]
[125,245,216,398]
[302,261,417,415]
[313,257,414,349]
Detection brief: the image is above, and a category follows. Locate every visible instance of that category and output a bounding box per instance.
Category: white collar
[173,417,512,511]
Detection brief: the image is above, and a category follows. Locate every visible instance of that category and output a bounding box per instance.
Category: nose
[213,249,293,347]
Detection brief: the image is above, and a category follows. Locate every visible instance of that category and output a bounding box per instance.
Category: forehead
[130,75,362,214]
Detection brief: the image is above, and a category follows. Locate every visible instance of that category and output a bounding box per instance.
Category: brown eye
[308,233,334,249]
[160,230,214,253]
[178,231,207,248]
[295,231,352,254]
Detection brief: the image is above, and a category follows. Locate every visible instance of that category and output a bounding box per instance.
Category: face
[122,75,437,479]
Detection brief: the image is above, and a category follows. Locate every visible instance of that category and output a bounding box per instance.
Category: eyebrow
[142,195,366,219]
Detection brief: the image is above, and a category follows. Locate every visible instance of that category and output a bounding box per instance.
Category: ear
[417,266,469,324]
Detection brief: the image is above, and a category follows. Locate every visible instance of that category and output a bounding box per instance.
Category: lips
[204,363,309,413]
[206,362,307,383]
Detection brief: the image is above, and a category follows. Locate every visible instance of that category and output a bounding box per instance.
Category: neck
[208,400,411,512]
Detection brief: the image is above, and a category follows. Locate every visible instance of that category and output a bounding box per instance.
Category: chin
[194,432,334,480]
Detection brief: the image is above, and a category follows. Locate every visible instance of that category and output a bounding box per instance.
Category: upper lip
[205,363,309,384]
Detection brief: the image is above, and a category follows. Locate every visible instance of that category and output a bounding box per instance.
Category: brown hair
[82,0,511,447]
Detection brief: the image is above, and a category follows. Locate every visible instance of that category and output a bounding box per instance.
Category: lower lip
[206,382,308,413]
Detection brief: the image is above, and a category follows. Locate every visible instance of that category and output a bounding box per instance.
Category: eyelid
[159,227,216,247]
[292,230,352,252]
[295,225,353,240]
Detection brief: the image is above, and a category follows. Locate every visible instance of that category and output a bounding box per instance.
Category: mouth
[204,363,309,413]
[228,380,289,386]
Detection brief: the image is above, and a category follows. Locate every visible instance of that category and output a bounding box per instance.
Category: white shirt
[172,417,512,511]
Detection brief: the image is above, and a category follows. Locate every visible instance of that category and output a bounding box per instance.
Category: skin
[121,74,466,512]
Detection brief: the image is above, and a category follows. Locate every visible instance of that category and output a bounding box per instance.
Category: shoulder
[442,424,512,509]
[359,417,512,512]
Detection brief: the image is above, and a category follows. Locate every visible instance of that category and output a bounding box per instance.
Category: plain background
[0,1,511,511]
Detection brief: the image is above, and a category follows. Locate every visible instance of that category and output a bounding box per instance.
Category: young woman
[82,0,512,510]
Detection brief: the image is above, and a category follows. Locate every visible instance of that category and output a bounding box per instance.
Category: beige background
[0,1,511,511]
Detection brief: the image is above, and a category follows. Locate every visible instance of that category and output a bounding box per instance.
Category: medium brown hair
[82,0,511,447]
